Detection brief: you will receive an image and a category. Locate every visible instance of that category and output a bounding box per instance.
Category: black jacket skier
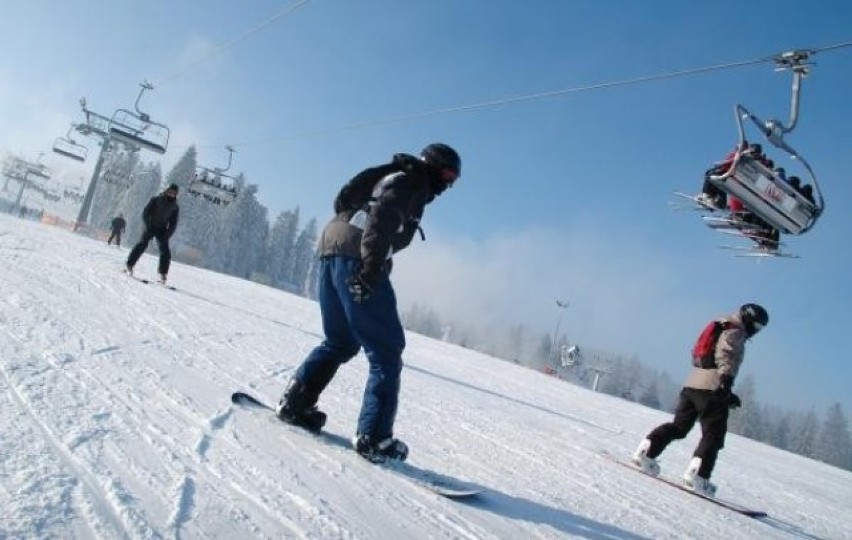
[107,214,126,246]
[126,184,180,282]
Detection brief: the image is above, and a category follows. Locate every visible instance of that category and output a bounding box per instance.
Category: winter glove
[716,373,734,396]
[728,392,742,409]
[347,273,374,304]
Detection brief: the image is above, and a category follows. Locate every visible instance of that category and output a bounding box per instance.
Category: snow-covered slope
[1,213,849,540]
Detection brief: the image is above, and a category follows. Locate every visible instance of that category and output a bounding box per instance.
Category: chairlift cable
[183,39,850,149]
[154,0,312,88]
[807,40,852,54]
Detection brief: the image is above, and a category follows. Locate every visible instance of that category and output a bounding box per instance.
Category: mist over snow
[1,213,850,539]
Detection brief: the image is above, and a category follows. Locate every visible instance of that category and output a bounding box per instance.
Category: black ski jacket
[142,193,180,236]
[111,217,126,232]
[318,154,444,280]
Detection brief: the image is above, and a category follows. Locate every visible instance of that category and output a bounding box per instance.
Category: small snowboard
[600,451,767,518]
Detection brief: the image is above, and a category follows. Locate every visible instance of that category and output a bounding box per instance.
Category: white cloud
[393,222,706,370]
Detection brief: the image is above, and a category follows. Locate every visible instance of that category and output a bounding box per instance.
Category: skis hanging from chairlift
[108,82,170,155]
[674,49,825,259]
[188,145,238,206]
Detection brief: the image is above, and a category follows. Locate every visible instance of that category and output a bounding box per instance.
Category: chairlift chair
[705,50,824,236]
[108,82,170,155]
[188,145,238,206]
[52,127,88,162]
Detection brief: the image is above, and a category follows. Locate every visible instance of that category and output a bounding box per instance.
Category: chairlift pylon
[108,82,170,155]
[52,126,88,162]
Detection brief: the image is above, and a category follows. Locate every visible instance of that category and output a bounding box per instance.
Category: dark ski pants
[127,228,172,275]
[293,256,405,442]
[107,230,122,246]
[645,388,730,479]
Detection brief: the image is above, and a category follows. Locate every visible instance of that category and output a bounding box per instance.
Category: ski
[671,191,720,212]
[230,391,482,499]
[719,245,799,259]
[600,452,767,518]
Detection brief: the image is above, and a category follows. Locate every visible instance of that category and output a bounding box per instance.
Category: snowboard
[600,451,767,518]
[124,270,177,290]
[231,391,483,499]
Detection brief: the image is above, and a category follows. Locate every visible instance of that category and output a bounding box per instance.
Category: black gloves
[717,374,734,394]
[347,273,374,303]
[728,392,742,409]
[347,263,385,304]
[715,374,741,408]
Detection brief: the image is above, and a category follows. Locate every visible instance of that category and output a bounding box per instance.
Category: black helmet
[740,303,769,337]
[421,143,461,175]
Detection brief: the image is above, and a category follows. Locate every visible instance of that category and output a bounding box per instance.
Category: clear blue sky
[2,1,850,412]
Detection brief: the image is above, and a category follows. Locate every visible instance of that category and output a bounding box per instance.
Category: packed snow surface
[1,214,849,539]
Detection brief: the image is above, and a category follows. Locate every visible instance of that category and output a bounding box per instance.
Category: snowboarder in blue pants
[276,143,462,463]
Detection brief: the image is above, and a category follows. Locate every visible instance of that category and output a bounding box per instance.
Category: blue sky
[2,1,850,412]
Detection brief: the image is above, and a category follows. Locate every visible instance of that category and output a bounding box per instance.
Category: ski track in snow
[1,214,850,540]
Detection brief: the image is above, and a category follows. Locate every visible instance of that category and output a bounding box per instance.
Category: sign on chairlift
[721,157,816,235]
[187,178,237,206]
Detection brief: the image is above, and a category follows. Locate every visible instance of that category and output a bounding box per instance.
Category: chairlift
[53,126,88,162]
[705,50,824,236]
[108,82,170,155]
[188,145,238,206]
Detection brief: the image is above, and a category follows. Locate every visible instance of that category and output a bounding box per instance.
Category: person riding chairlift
[695,143,738,209]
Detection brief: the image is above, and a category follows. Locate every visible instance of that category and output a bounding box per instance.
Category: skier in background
[126,184,180,284]
[631,303,769,496]
[107,214,126,247]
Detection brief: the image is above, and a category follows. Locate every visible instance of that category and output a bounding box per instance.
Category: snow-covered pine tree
[90,148,139,230]
[815,403,852,470]
[206,177,269,278]
[116,161,162,243]
[290,217,318,293]
[266,208,300,290]
[790,409,820,459]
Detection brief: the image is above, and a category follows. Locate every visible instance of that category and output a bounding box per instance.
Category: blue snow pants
[294,256,405,441]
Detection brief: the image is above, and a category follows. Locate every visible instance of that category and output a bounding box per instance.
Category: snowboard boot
[682,457,717,497]
[276,379,326,433]
[630,439,661,477]
[353,434,409,464]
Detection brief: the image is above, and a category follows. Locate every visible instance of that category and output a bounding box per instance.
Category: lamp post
[550,299,570,365]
